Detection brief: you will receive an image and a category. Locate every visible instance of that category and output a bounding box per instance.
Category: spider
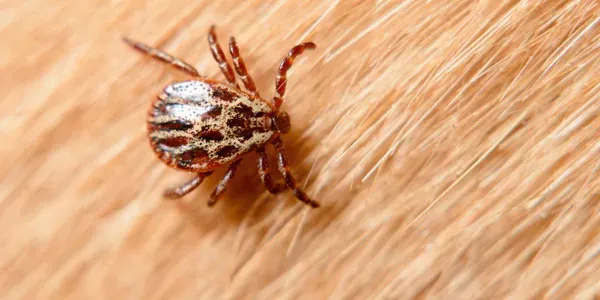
[123,26,319,208]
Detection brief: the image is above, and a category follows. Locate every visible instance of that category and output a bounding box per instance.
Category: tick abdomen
[147,80,274,172]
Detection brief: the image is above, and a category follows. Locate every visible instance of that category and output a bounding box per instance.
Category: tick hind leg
[207,159,243,207]
[271,137,320,208]
[208,26,237,85]
[123,37,200,77]
[164,172,213,199]
[229,37,259,96]
[256,146,287,194]
[273,42,316,109]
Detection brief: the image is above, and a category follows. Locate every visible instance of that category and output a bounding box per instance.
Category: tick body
[124,26,319,208]
[149,80,274,172]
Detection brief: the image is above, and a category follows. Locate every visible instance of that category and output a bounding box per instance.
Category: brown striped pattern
[147,80,275,172]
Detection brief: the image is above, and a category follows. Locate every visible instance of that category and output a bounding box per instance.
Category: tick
[123,26,319,208]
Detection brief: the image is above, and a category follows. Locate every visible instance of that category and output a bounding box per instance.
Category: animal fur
[2,0,600,298]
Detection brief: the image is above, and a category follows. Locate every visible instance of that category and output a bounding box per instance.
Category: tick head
[272,111,291,134]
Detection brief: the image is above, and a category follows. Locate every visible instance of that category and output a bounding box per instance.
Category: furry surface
[3,0,600,298]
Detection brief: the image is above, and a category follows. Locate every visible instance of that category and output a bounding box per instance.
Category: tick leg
[164,172,213,199]
[229,37,259,96]
[207,159,243,207]
[273,42,316,109]
[271,137,320,208]
[208,26,237,85]
[256,146,287,194]
[123,37,200,77]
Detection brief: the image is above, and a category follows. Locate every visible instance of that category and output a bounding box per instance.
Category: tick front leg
[122,37,200,77]
[229,37,259,96]
[271,137,320,208]
[207,159,243,207]
[208,26,237,85]
[273,42,316,109]
[256,146,287,194]
[164,172,213,199]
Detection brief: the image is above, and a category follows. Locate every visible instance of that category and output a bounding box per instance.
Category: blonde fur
[2,0,600,299]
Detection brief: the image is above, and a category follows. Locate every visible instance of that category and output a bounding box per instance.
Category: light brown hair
[2,1,600,298]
